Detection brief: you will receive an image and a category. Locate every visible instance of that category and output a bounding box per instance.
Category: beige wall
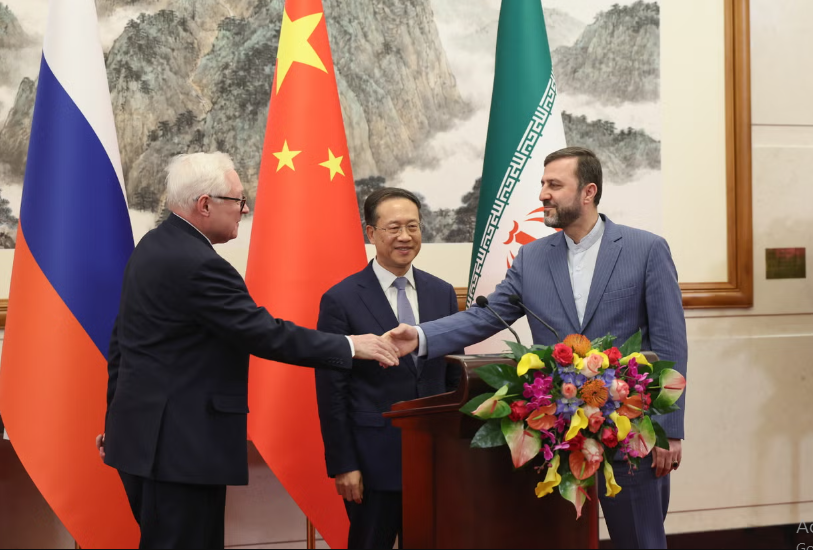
[3,0,813,547]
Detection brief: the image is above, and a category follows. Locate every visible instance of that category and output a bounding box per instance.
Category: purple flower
[543,444,553,461]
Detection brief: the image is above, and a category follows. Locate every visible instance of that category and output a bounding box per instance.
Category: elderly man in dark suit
[96,152,399,550]
[316,188,461,549]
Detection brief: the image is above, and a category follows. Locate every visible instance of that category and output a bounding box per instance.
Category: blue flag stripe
[20,56,134,356]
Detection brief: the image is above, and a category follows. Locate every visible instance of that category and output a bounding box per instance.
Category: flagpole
[306,518,316,549]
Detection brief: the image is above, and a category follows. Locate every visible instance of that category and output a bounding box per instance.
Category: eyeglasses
[373,223,423,236]
[211,195,247,210]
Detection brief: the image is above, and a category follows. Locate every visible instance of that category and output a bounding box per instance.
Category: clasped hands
[350,332,405,367]
[354,324,419,367]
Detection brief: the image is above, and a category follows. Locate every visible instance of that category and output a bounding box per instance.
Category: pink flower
[582,353,603,378]
[587,410,605,433]
[543,444,553,461]
[562,383,578,399]
[610,379,630,402]
[581,438,604,464]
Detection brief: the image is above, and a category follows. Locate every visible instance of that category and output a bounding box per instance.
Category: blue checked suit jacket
[422,215,688,439]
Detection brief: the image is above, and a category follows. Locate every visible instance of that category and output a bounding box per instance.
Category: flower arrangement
[460,331,686,517]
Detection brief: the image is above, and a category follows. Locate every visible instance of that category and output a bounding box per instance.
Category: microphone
[475,296,521,346]
[508,294,561,342]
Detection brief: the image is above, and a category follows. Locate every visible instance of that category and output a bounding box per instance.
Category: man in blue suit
[316,187,461,549]
[387,147,688,549]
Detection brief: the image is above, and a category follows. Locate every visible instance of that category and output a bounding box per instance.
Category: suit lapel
[581,217,623,331]
[548,233,581,331]
[357,263,399,333]
[414,268,440,323]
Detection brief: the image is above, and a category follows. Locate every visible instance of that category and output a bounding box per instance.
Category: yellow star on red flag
[275,10,327,94]
[319,149,345,181]
[273,140,301,172]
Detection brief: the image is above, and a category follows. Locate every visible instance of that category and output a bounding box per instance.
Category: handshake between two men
[351,325,418,367]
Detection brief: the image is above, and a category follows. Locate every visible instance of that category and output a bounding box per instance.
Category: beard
[543,199,582,229]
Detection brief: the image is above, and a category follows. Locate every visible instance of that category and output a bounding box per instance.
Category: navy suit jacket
[316,261,461,491]
[104,215,352,486]
[421,215,688,439]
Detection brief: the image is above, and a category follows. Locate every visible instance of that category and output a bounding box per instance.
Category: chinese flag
[245,0,364,547]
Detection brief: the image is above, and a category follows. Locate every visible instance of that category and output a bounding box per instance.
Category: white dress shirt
[564,216,604,326]
[372,258,420,324]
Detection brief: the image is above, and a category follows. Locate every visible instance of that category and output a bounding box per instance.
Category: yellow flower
[517,353,543,376]
[565,408,588,441]
[620,352,651,367]
[610,412,631,441]
[573,355,584,371]
[585,349,610,369]
[603,460,622,497]
[535,454,561,498]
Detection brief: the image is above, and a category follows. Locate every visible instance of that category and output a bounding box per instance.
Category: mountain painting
[0,0,660,248]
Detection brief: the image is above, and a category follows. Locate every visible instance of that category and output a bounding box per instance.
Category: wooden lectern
[385,355,599,549]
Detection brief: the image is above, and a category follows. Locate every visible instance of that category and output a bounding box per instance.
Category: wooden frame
[0,1,752,328]
[451,0,753,312]
[678,0,752,308]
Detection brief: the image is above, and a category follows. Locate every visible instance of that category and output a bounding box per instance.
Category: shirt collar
[173,212,212,245]
[372,258,416,291]
[564,215,604,253]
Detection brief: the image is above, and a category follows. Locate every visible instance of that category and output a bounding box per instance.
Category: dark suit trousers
[119,471,227,550]
[344,489,402,549]
[597,456,671,549]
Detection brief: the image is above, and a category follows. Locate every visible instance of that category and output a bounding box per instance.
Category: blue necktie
[392,277,418,372]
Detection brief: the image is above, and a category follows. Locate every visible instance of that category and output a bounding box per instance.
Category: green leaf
[652,421,670,450]
[501,418,541,468]
[619,330,642,357]
[476,363,523,393]
[471,419,506,448]
[460,393,491,417]
[505,340,530,361]
[649,403,681,416]
[590,334,617,351]
[650,360,676,378]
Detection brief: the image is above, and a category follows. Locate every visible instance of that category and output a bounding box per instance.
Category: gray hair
[165,152,236,212]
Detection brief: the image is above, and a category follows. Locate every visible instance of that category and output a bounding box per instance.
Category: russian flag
[0,1,139,547]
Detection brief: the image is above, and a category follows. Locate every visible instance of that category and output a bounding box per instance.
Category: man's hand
[95,433,105,460]
[349,334,400,367]
[651,438,682,478]
[383,323,419,357]
[335,470,364,504]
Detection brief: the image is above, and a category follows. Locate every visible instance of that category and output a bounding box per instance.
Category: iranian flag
[465,0,567,353]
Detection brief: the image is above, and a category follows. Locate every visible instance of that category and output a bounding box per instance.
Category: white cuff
[345,336,355,358]
[416,326,428,357]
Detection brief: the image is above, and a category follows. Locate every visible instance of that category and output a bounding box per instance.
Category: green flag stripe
[466,76,558,307]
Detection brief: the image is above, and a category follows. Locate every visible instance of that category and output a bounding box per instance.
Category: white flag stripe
[466,74,567,354]
[42,0,127,201]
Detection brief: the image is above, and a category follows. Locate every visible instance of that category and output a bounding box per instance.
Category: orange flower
[617,395,644,419]
[580,379,609,408]
[563,334,591,357]
[526,403,557,430]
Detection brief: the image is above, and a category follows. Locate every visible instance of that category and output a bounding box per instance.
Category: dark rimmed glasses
[373,223,423,236]
[211,195,247,210]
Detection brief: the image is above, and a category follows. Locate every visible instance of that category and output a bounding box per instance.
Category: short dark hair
[543,146,603,206]
[363,187,422,226]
